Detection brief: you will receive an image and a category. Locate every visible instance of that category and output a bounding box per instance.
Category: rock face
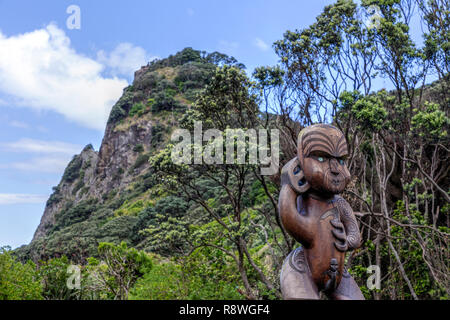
[31,85,157,243]
[32,145,99,241]
[31,118,156,242]
[18,48,223,263]
[95,116,154,191]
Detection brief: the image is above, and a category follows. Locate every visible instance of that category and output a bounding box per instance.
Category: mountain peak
[16,48,241,263]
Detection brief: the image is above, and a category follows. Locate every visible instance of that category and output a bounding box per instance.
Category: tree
[258,0,449,299]
[85,242,152,300]
[151,66,285,299]
[142,196,191,255]
[129,254,242,300]
[273,0,378,125]
[0,247,42,300]
[38,256,79,300]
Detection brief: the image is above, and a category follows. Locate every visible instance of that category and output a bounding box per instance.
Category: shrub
[165,88,177,98]
[150,124,165,148]
[107,88,134,124]
[129,255,242,300]
[0,247,43,300]
[86,242,152,300]
[137,72,159,90]
[62,156,82,183]
[133,144,144,153]
[130,153,150,173]
[72,180,85,196]
[129,262,185,300]
[151,92,181,113]
[129,102,146,117]
[38,256,80,300]
[108,105,127,124]
[53,199,99,231]
[47,186,62,207]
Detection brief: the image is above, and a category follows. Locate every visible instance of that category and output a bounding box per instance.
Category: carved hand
[330,219,348,252]
[335,197,361,250]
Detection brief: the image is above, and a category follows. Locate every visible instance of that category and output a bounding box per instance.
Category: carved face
[297,124,350,195]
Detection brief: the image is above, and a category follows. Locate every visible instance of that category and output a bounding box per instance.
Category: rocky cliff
[16,48,236,263]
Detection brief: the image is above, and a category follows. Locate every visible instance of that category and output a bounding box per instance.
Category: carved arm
[279,184,314,248]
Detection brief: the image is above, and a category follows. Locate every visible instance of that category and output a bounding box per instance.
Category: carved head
[297,124,350,195]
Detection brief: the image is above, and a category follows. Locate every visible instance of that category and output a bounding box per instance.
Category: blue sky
[0,0,341,249]
[0,1,428,249]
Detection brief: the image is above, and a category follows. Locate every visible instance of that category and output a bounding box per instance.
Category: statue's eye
[317,157,324,162]
[339,159,345,165]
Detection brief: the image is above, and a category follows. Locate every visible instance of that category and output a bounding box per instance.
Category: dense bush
[129,257,242,300]
[86,242,152,300]
[147,47,243,71]
[129,102,146,117]
[129,153,150,173]
[150,124,165,148]
[133,144,144,153]
[53,199,99,231]
[38,256,79,300]
[46,186,62,207]
[62,156,82,183]
[0,247,42,300]
[151,91,182,113]
[108,87,134,124]
[136,72,159,90]
[140,196,190,255]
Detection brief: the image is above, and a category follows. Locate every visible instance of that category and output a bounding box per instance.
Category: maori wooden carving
[279,124,364,300]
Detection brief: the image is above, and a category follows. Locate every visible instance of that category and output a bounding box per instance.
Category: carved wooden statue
[279,124,364,300]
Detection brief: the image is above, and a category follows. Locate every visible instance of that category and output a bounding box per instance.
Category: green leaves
[88,242,153,300]
[411,102,449,140]
[352,95,388,131]
[253,66,284,89]
[339,90,389,131]
[129,253,242,300]
[38,256,79,300]
[142,196,190,255]
[128,102,147,117]
[194,65,259,130]
[0,247,43,300]
[62,155,83,183]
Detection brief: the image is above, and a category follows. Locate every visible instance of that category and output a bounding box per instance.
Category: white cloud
[0,193,49,205]
[254,38,269,51]
[97,42,157,78]
[2,138,82,155]
[0,138,82,173]
[0,24,129,131]
[10,156,72,173]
